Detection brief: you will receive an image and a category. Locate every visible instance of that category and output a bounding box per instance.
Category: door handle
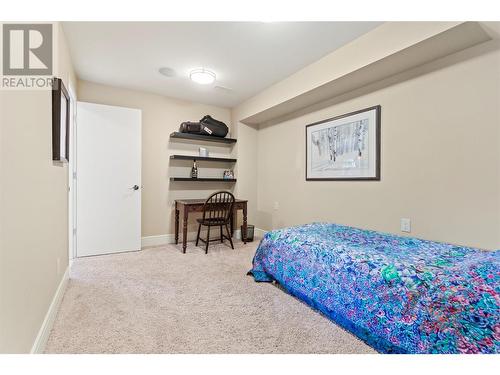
[131,185,139,191]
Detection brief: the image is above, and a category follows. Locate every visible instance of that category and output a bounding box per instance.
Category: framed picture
[306,105,381,181]
[52,77,70,162]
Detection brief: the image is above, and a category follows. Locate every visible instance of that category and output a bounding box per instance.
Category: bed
[249,223,500,354]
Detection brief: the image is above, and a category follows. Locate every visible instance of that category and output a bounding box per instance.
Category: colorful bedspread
[249,223,500,354]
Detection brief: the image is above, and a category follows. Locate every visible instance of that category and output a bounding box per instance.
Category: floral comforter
[249,223,500,353]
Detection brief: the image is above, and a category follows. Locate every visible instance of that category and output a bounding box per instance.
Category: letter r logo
[3,24,52,75]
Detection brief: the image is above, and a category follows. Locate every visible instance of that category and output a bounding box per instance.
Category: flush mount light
[189,68,216,85]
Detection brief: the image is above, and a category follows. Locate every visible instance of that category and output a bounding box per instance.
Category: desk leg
[242,204,247,244]
[175,209,179,245]
[230,210,235,237]
[182,209,188,254]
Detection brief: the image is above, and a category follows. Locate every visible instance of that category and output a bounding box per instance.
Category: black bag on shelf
[179,121,202,134]
[199,115,228,138]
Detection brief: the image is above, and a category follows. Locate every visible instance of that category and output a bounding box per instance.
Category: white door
[76,102,142,257]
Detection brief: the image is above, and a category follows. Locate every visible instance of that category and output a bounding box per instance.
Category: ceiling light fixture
[189,68,216,85]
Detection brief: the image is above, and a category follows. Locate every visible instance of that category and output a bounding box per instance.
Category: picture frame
[305,105,381,181]
[52,77,70,162]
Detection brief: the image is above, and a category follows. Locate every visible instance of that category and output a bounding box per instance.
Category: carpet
[45,240,375,353]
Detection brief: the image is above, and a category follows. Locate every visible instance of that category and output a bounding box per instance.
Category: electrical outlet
[273,201,279,210]
[401,218,411,233]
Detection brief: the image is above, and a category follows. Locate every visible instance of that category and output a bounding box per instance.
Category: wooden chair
[195,191,235,254]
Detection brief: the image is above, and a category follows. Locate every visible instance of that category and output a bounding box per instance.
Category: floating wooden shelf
[170,177,237,182]
[170,132,237,144]
[170,154,237,163]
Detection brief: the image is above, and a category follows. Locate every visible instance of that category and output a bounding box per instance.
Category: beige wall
[0,23,76,353]
[77,81,233,237]
[250,46,500,250]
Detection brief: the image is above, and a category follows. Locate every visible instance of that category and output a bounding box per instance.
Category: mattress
[249,223,500,353]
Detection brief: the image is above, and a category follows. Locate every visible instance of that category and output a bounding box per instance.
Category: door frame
[68,83,77,264]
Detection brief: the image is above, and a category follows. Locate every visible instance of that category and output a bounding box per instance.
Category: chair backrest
[202,191,235,223]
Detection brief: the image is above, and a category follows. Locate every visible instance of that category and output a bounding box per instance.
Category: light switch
[401,218,411,233]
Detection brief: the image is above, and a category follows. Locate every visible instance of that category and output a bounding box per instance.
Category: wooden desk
[174,199,248,253]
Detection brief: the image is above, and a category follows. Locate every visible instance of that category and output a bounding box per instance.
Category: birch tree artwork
[306,106,380,180]
[310,119,368,172]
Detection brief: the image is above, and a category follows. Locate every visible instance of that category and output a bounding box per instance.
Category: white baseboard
[141,227,267,248]
[30,266,69,354]
[141,231,198,247]
[234,229,241,240]
[141,233,171,247]
[254,228,267,238]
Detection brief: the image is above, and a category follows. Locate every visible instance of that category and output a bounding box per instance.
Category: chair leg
[225,224,234,249]
[196,223,201,246]
[205,225,211,254]
[220,225,223,243]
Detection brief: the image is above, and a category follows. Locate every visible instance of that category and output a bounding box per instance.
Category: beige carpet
[45,239,375,354]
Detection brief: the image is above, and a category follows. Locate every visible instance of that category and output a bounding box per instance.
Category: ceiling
[62,22,382,108]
